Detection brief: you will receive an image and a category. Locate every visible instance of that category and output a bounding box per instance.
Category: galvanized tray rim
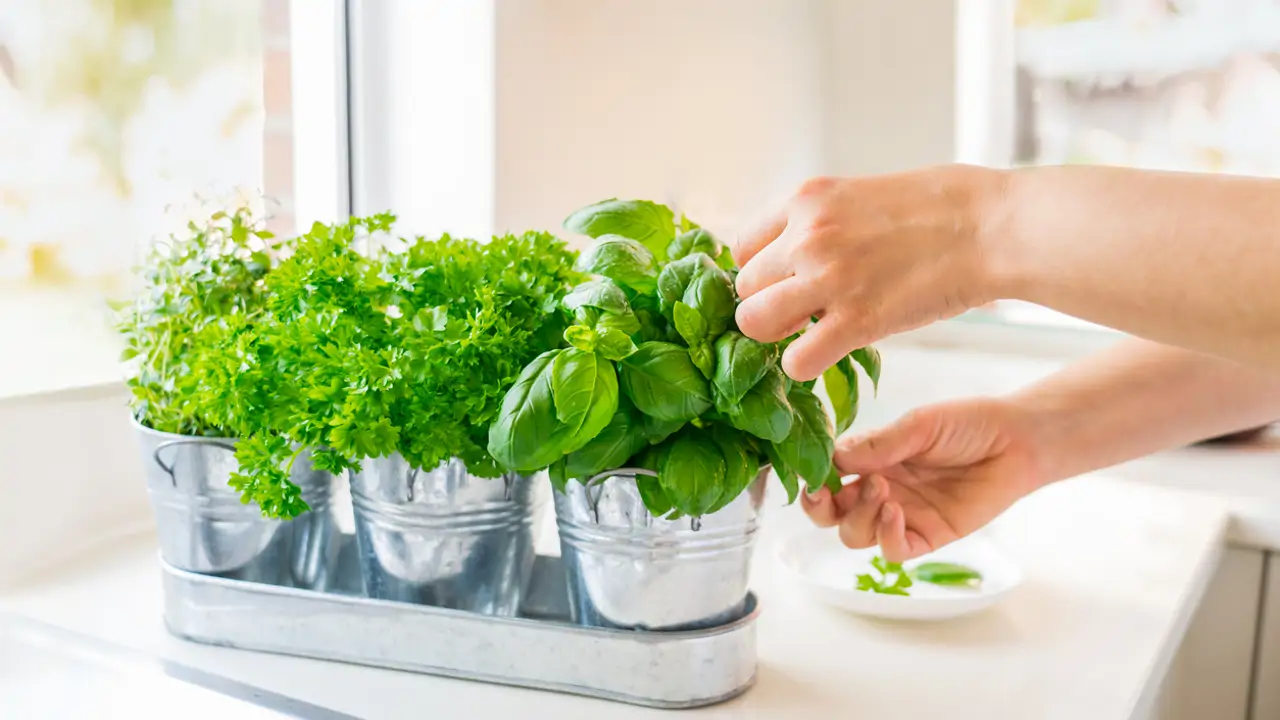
[159,558,761,642]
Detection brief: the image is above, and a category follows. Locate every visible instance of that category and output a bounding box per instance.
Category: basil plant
[488,199,881,519]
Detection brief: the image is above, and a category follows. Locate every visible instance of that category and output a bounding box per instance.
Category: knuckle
[795,175,838,200]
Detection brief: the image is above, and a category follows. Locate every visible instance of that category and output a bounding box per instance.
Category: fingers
[837,475,888,549]
[731,206,788,268]
[800,486,840,527]
[735,276,823,343]
[780,314,869,382]
[834,410,936,475]
[734,226,796,300]
[876,502,933,563]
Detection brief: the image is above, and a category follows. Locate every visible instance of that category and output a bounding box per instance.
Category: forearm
[1012,338,1280,483]
[985,165,1280,370]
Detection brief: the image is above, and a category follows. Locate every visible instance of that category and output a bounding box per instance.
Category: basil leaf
[488,350,573,472]
[636,473,675,518]
[550,348,619,454]
[672,301,708,345]
[764,441,799,504]
[575,235,659,294]
[660,428,726,517]
[563,325,597,353]
[564,397,649,479]
[712,331,776,407]
[715,246,736,271]
[596,309,641,337]
[775,383,835,491]
[706,424,760,514]
[851,346,882,394]
[911,562,983,587]
[643,413,686,445]
[563,278,630,315]
[723,366,794,442]
[656,254,702,319]
[596,327,639,361]
[666,228,722,262]
[689,341,714,379]
[633,308,666,343]
[548,457,569,495]
[822,355,860,434]
[682,257,735,339]
[563,199,676,261]
[619,341,713,422]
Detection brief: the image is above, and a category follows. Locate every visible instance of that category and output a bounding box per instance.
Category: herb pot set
[121,200,880,708]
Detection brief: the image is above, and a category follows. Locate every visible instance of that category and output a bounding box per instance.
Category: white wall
[494,0,957,242]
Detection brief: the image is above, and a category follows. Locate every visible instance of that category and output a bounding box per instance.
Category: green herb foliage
[856,556,984,596]
[488,198,882,518]
[122,208,580,519]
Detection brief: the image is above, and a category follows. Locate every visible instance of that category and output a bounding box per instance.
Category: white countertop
[0,475,1229,720]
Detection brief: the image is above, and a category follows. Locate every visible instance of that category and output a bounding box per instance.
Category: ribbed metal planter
[349,454,546,615]
[133,419,337,589]
[554,468,768,631]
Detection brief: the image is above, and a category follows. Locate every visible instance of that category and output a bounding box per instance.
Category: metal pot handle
[153,438,238,489]
[581,467,659,525]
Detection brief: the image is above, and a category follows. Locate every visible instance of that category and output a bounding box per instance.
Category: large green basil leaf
[764,441,799,504]
[724,366,794,443]
[550,348,619,454]
[776,383,835,491]
[643,414,685,445]
[851,346,882,393]
[488,350,573,472]
[656,254,702,319]
[666,228,722,262]
[619,342,712,422]
[660,428,726,517]
[706,424,760,514]
[712,331,777,407]
[822,355,860,434]
[682,257,735,339]
[575,235,658,294]
[563,199,676,261]
[563,278,630,315]
[564,396,648,479]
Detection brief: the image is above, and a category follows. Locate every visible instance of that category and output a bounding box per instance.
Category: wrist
[1005,388,1083,490]
[969,165,1029,303]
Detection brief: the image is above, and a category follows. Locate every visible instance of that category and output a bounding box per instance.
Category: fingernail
[879,503,895,524]
[863,478,882,500]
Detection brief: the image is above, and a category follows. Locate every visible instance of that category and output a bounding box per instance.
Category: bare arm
[732,165,1280,379]
[802,337,1280,562]
[991,166,1280,371]
[1014,338,1280,483]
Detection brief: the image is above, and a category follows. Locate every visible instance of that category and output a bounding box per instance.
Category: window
[956,0,1280,334]
[0,0,343,398]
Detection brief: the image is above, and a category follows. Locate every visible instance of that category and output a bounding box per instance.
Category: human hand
[802,397,1054,563]
[731,165,1009,381]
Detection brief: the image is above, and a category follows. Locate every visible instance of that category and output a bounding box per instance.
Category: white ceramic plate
[776,528,1023,621]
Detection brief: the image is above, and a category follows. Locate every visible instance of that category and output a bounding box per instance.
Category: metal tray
[162,535,758,709]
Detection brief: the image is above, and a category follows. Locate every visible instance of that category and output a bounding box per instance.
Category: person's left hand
[802,396,1055,563]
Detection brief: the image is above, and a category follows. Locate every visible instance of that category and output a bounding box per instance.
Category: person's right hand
[802,397,1056,563]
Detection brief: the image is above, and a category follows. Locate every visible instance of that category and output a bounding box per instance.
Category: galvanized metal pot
[555,468,768,631]
[349,454,546,615]
[133,419,337,589]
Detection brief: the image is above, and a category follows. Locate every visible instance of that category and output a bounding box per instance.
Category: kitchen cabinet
[1249,553,1280,718]
[1156,547,1264,720]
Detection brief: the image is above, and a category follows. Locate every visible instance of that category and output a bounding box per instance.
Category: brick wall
[262,0,295,237]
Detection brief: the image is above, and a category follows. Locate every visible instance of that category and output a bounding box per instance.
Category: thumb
[835,410,937,474]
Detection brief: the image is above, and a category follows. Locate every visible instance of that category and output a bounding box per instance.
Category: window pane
[966,0,1280,330]
[0,0,295,397]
